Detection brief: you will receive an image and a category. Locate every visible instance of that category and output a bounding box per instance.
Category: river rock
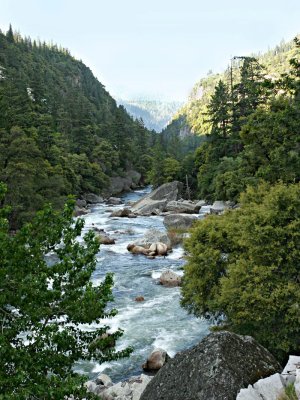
[100,374,152,400]
[159,270,182,286]
[281,355,300,385]
[74,206,90,217]
[165,200,197,214]
[142,349,170,372]
[95,373,113,387]
[110,208,136,218]
[127,170,142,186]
[107,197,123,205]
[96,233,115,245]
[135,296,145,302]
[131,181,183,215]
[76,198,87,208]
[140,331,281,400]
[127,244,150,256]
[109,176,132,195]
[134,229,172,249]
[210,200,229,214]
[85,380,98,393]
[163,214,197,230]
[194,200,207,212]
[83,193,104,204]
[253,373,285,399]
[146,242,168,257]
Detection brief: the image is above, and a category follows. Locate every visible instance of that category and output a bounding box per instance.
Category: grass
[278,383,298,400]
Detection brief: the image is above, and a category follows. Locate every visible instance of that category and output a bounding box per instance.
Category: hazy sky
[1,0,300,101]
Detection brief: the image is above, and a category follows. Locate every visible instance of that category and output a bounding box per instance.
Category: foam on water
[74,188,210,382]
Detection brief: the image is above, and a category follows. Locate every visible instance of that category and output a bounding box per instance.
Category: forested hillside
[149,37,300,199]
[0,26,154,228]
[164,38,298,139]
[119,99,183,132]
[181,39,300,361]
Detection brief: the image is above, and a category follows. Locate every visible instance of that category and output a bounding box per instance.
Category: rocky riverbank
[72,183,297,400]
[83,332,300,400]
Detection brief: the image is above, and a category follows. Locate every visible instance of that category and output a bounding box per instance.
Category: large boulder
[165,200,197,214]
[131,181,183,215]
[107,197,123,205]
[110,208,136,218]
[127,170,142,186]
[210,200,229,214]
[83,193,104,204]
[74,206,90,217]
[127,244,150,256]
[163,214,197,231]
[159,270,182,287]
[140,331,281,400]
[148,242,168,257]
[194,200,207,212]
[110,176,132,195]
[134,229,171,249]
[107,171,142,196]
[95,233,115,245]
[76,198,87,208]
[142,349,170,372]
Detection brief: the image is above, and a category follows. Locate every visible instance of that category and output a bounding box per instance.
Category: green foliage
[166,36,299,138]
[0,190,131,399]
[181,182,300,360]
[193,39,300,202]
[0,28,153,228]
[278,383,298,400]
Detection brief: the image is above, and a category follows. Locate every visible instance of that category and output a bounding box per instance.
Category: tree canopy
[0,28,154,229]
[181,182,300,361]
[0,184,131,399]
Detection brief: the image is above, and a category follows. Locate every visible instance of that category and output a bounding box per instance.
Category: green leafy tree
[0,185,131,399]
[181,182,300,360]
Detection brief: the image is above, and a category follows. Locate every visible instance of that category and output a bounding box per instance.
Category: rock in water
[163,214,197,230]
[83,193,104,204]
[142,349,170,372]
[95,234,115,245]
[210,200,229,214]
[134,228,172,249]
[140,331,281,400]
[159,270,182,287]
[107,197,123,205]
[165,200,197,214]
[131,181,183,215]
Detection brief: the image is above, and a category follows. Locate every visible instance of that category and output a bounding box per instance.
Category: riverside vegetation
[0,25,300,398]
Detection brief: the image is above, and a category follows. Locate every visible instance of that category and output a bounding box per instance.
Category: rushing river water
[75,187,210,383]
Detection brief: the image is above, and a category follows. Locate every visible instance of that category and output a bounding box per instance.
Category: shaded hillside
[0,26,154,228]
[119,99,183,132]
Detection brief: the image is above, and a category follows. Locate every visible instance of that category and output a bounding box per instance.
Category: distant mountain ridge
[118,99,183,132]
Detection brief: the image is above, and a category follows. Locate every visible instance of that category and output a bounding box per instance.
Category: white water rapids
[75,187,210,382]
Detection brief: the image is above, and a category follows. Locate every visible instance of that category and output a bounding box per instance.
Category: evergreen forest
[1,23,300,399]
[0,26,154,229]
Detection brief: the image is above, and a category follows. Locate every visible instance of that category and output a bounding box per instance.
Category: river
[75,187,210,383]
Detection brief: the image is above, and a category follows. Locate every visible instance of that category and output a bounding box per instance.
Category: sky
[1,0,300,101]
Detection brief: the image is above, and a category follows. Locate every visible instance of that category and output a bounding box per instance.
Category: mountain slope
[164,37,299,138]
[119,99,183,132]
[0,27,153,228]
